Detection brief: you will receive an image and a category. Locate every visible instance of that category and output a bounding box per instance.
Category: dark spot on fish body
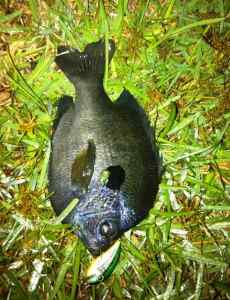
[105,166,125,190]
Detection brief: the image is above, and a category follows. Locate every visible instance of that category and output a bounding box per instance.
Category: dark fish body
[49,40,161,256]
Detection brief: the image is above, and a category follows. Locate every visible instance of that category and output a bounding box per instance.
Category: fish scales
[49,39,162,256]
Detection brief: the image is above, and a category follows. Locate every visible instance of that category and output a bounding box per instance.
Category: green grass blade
[70,241,81,300]
[167,112,201,136]
[37,141,51,189]
[164,0,176,19]
[53,198,79,224]
[154,17,225,48]
[0,11,21,23]
[50,243,75,300]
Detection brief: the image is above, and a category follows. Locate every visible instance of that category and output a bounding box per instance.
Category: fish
[49,39,162,257]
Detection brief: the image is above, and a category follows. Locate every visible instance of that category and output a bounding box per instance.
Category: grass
[0,0,230,299]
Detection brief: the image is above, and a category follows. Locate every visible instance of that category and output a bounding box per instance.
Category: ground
[0,1,230,299]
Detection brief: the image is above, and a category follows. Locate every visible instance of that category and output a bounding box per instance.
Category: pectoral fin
[71,140,96,193]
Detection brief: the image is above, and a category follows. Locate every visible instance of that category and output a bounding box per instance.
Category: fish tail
[55,39,115,84]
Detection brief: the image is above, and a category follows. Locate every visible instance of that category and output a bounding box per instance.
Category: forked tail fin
[55,39,115,85]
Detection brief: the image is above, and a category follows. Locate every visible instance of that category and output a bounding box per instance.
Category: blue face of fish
[69,182,136,256]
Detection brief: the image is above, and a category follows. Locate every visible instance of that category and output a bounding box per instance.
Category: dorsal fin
[115,89,154,143]
[115,89,163,181]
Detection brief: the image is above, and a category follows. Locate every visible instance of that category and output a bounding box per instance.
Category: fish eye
[100,221,115,237]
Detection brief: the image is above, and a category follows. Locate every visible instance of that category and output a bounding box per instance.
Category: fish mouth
[75,224,121,283]
[76,230,110,257]
[73,210,120,257]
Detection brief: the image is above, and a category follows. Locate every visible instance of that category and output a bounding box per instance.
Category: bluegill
[49,39,162,256]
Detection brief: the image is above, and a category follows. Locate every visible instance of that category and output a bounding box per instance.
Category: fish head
[71,183,136,256]
[67,143,136,255]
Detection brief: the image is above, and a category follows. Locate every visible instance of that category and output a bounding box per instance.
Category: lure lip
[86,240,121,284]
